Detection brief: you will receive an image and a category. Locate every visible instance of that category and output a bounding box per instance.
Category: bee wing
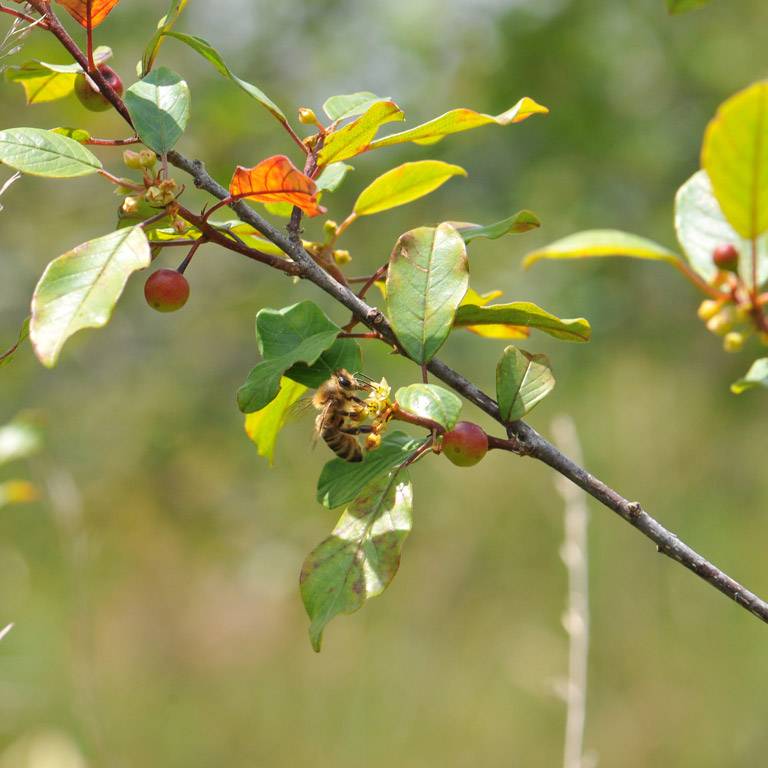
[284,395,315,423]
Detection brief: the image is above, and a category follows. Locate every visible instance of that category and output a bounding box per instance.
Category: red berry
[442,421,488,467]
[712,243,739,273]
[144,269,189,313]
[74,64,123,112]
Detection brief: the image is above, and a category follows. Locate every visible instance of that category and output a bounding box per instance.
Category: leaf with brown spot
[56,0,121,28]
[229,155,324,217]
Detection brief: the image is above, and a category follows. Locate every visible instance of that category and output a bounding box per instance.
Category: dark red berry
[712,243,739,273]
[144,269,189,313]
[442,421,488,467]
[74,64,123,112]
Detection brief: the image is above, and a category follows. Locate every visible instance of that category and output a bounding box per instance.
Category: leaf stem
[0,4,48,27]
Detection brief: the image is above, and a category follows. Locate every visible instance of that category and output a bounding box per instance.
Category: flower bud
[122,150,142,169]
[697,299,722,322]
[713,243,739,273]
[333,249,352,265]
[121,196,140,215]
[706,307,736,336]
[323,220,338,238]
[139,149,157,169]
[298,107,319,125]
[723,331,745,353]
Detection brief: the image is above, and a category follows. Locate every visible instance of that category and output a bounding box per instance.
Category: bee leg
[340,426,374,435]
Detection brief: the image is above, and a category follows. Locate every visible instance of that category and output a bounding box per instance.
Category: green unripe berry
[144,269,189,313]
[74,64,123,112]
[122,150,142,169]
[442,421,488,467]
[139,149,157,169]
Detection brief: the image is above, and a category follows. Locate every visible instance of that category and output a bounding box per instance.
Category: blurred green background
[1,1,767,766]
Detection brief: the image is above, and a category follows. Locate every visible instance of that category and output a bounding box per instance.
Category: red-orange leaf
[56,0,121,28]
[229,155,324,217]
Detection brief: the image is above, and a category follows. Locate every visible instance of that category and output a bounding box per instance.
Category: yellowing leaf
[56,0,121,28]
[369,97,548,150]
[317,100,404,166]
[229,155,324,217]
[458,289,528,338]
[702,81,768,239]
[354,160,466,216]
[244,378,307,465]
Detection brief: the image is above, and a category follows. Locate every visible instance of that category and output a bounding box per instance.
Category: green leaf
[386,223,469,363]
[675,170,768,286]
[301,471,414,651]
[244,377,307,465]
[0,127,102,177]
[317,432,422,510]
[315,162,353,193]
[395,384,462,429]
[0,318,30,369]
[667,0,712,13]
[731,358,768,394]
[353,160,467,216]
[124,67,190,154]
[496,346,555,422]
[702,81,768,240]
[323,92,382,122]
[368,97,548,150]
[455,301,591,342]
[140,0,188,77]
[316,100,404,166]
[455,210,541,243]
[524,229,680,269]
[30,227,151,368]
[162,31,286,123]
[284,338,361,389]
[237,302,341,413]
[0,418,41,466]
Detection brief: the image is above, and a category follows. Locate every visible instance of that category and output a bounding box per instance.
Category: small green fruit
[75,64,123,112]
[122,150,142,169]
[144,269,189,313]
[442,421,488,467]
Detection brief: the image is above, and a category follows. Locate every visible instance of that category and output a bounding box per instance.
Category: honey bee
[312,369,374,462]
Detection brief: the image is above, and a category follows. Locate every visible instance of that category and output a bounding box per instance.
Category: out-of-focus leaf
[5,47,111,104]
[315,162,353,193]
[353,160,466,216]
[524,229,679,269]
[317,100,404,166]
[0,624,12,642]
[675,170,768,286]
[369,97,548,149]
[237,302,341,413]
[455,301,591,342]
[284,338,361,389]
[386,223,469,363]
[30,227,150,368]
[0,318,30,369]
[162,31,286,123]
[55,0,120,29]
[702,81,768,240]
[124,67,190,154]
[395,384,461,429]
[0,418,41,465]
[0,480,39,508]
[0,127,101,177]
[301,471,414,651]
[455,210,541,243]
[731,358,768,394]
[317,432,422,509]
[244,377,307,465]
[496,346,555,421]
[323,92,382,122]
[229,155,324,217]
[140,0,188,77]
[667,0,712,14]
[0,171,21,212]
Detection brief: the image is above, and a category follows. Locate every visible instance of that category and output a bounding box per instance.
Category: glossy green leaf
[140,0,188,77]
[323,92,382,122]
[317,432,423,510]
[301,471,413,652]
[524,229,679,269]
[285,338,361,389]
[316,100,404,166]
[315,162,353,193]
[675,170,768,286]
[162,31,286,123]
[395,384,462,430]
[5,46,111,104]
[455,210,541,243]
[731,358,768,394]
[0,318,30,369]
[0,127,101,177]
[667,0,712,14]
[368,97,548,150]
[31,227,150,368]
[496,346,555,422]
[455,301,591,342]
[124,67,190,154]
[237,302,341,413]
[0,418,41,466]
[702,81,768,239]
[244,377,307,465]
[386,223,469,363]
[353,160,466,216]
